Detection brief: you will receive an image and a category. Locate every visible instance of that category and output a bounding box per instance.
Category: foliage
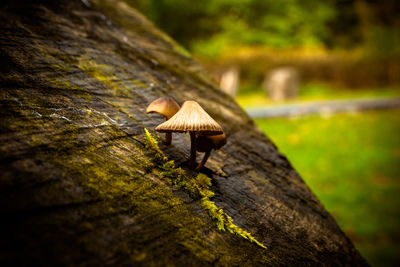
[127,0,400,58]
[143,128,266,248]
[128,0,400,88]
[255,110,400,266]
[127,0,335,56]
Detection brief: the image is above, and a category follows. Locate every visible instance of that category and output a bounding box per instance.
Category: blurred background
[126,0,400,265]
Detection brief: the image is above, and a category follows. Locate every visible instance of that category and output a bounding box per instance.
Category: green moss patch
[143,128,266,248]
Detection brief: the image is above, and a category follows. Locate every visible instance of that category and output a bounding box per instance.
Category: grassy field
[236,84,400,107]
[254,110,400,267]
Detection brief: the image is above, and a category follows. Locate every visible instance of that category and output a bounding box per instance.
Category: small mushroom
[195,133,226,171]
[155,100,223,169]
[146,97,180,145]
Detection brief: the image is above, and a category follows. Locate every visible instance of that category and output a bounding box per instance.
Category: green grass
[236,84,400,107]
[255,110,400,267]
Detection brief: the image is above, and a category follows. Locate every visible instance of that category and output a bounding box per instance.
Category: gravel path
[245,97,400,118]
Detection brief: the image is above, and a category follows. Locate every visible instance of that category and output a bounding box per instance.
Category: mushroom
[195,133,227,171]
[155,100,223,169]
[146,97,180,145]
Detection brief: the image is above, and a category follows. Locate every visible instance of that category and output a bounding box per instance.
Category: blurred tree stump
[264,67,299,102]
[219,66,240,97]
[0,0,368,265]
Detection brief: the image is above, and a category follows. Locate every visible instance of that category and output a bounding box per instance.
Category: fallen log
[0,0,368,265]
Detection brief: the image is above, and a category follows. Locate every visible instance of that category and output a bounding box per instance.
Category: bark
[0,0,368,266]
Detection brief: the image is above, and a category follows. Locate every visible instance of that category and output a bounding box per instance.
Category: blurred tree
[353,0,400,56]
[127,0,400,60]
[326,0,362,48]
[127,0,336,56]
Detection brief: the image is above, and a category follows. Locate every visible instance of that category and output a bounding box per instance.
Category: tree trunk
[0,0,368,266]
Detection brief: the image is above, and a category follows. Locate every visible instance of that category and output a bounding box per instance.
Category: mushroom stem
[195,148,211,171]
[189,131,197,168]
[165,132,172,145]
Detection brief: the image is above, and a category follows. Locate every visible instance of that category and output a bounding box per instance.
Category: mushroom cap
[146,97,180,120]
[208,133,227,149]
[197,133,227,152]
[155,100,223,135]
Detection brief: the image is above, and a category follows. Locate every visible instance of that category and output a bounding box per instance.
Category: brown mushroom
[195,133,226,171]
[146,97,180,145]
[155,100,223,168]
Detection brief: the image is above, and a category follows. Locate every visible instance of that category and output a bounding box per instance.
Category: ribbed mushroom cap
[155,100,223,135]
[146,97,180,119]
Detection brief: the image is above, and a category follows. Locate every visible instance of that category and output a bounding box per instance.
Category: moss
[131,79,147,88]
[200,197,266,248]
[92,0,191,59]
[78,57,123,94]
[47,76,93,101]
[21,37,93,101]
[143,128,266,249]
